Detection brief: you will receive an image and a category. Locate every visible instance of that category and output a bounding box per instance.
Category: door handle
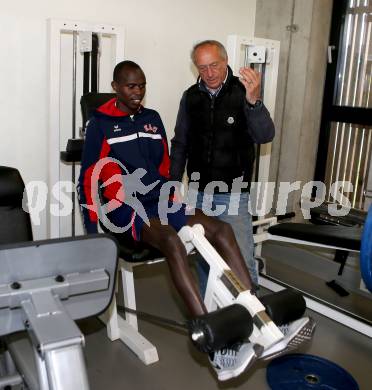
[328,45,336,64]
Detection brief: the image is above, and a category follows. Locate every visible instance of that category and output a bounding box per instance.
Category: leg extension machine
[180,224,315,381]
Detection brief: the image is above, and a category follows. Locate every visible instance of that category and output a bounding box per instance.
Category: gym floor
[80,250,372,390]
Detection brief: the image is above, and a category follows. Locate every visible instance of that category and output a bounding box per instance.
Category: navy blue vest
[185,75,255,192]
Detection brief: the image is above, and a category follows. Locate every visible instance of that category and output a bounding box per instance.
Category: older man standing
[170,40,275,294]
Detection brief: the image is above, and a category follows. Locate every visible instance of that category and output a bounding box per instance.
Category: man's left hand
[239,67,261,105]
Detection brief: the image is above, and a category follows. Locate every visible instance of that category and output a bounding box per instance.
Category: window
[315,0,372,209]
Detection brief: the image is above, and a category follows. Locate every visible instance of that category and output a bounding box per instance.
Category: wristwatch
[248,99,262,109]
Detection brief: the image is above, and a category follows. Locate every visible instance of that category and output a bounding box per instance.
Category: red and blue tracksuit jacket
[78,98,171,237]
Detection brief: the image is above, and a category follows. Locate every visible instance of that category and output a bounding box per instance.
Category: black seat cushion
[80,92,116,129]
[0,166,33,244]
[268,223,361,251]
[0,166,25,206]
[60,139,85,162]
[0,208,33,245]
[310,203,366,226]
[61,93,117,163]
[118,242,164,263]
[99,224,163,263]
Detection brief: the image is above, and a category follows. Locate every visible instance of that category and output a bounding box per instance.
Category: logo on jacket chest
[113,124,122,132]
[144,124,158,133]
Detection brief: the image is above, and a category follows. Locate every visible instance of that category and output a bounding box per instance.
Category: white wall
[0,0,256,239]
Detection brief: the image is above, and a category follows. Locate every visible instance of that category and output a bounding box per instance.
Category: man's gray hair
[191,40,228,64]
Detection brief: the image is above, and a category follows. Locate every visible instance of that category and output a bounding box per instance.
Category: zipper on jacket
[132,116,151,174]
[207,96,215,165]
[210,96,215,125]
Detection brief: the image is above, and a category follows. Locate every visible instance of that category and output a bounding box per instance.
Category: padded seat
[100,225,163,263]
[80,92,116,124]
[0,166,33,244]
[60,93,117,163]
[60,138,84,162]
[268,223,362,251]
[310,202,366,226]
[116,241,163,263]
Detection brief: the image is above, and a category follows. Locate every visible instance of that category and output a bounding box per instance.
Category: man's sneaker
[208,342,259,381]
[209,345,238,370]
[261,316,316,360]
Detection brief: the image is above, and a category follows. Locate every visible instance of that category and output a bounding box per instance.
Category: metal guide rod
[72,31,77,139]
[71,31,78,236]
[117,305,188,330]
[244,47,249,68]
[83,51,90,94]
[96,34,101,92]
[91,34,99,93]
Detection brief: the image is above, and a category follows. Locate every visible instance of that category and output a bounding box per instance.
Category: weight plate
[266,354,358,390]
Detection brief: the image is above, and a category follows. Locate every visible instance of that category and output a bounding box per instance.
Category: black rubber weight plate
[266,354,359,390]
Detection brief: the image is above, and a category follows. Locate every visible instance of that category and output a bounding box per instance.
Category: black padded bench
[266,222,363,289]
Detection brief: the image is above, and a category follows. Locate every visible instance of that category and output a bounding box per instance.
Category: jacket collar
[96,98,143,118]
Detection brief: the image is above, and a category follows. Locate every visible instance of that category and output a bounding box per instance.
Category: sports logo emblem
[144,124,158,133]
